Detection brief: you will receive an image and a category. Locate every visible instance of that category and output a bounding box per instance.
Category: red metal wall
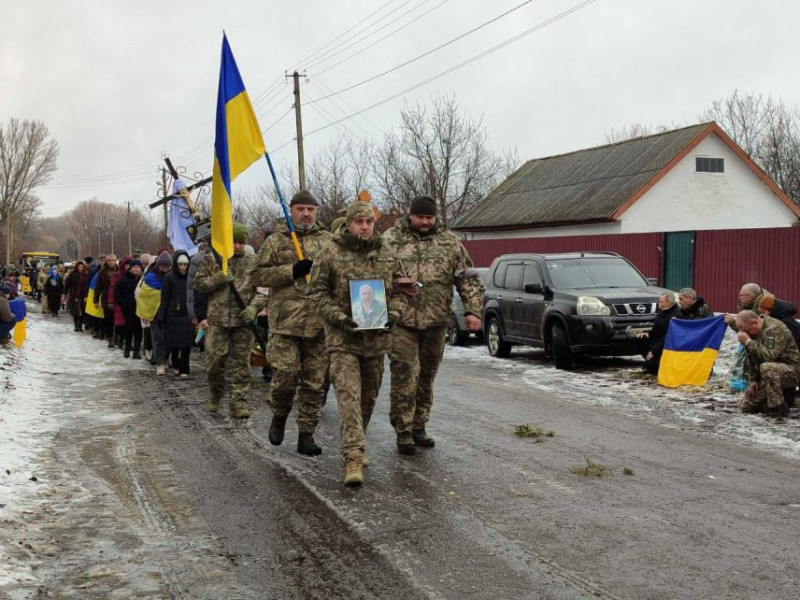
[462,233,663,281]
[462,227,800,315]
[695,228,800,313]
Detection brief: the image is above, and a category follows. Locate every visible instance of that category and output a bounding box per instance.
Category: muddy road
[2,307,800,599]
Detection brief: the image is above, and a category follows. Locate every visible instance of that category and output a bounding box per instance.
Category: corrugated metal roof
[454,123,712,230]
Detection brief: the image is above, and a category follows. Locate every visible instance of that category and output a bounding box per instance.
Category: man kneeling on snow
[736,310,800,418]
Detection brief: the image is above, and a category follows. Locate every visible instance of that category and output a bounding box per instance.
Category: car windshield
[544,257,646,289]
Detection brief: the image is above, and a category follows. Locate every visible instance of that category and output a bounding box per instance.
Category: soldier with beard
[310,201,408,487]
[383,195,482,454]
[249,190,334,455]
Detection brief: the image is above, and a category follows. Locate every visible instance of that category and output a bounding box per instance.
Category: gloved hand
[336,314,360,333]
[215,272,234,287]
[292,259,314,279]
[380,314,398,333]
[240,305,257,324]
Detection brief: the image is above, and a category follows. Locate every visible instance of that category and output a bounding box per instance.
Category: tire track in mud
[150,380,613,600]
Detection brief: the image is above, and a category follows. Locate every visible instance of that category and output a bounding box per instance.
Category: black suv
[482,252,667,369]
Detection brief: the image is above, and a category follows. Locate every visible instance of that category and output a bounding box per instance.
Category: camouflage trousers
[329,351,385,459]
[388,325,447,433]
[268,332,329,433]
[206,325,254,407]
[739,362,799,412]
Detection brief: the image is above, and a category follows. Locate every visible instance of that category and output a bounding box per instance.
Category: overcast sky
[2,0,798,217]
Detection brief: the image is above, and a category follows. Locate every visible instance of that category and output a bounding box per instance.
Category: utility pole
[126,201,133,256]
[97,217,104,255]
[288,70,307,190]
[109,219,115,255]
[161,168,169,243]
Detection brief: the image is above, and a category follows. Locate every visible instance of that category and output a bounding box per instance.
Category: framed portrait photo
[349,278,388,329]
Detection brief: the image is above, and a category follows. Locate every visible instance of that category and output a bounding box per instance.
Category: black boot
[412,428,435,448]
[297,432,322,456]
[763,403,789,418]
[132,346,142,360]
[124,344,131,359]
[783,387,796,409]
[268,415,288,446]
[396,431,416,455]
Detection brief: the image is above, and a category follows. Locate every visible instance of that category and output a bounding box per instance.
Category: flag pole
[263,152,309,280]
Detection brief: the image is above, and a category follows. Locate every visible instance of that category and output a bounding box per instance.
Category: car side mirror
[524,282,542,294]
[646,277,658,286]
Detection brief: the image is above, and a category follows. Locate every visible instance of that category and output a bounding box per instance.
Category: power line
[304,0,434,71]
[304,0,599,138]
[313,0,452,78]
[306,0,535,105]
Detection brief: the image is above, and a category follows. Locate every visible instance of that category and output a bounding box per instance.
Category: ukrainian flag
[211,34,266,273]
[658,315,727,388]
[85,272,104,319]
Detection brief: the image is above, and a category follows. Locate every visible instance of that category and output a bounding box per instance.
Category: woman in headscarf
[156,250,194,377]
[63,260,88,331]
[43,266,64,316]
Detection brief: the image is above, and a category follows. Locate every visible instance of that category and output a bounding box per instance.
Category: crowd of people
[635,284,800,418]
[2,192,483,488]
[5,192,797,485]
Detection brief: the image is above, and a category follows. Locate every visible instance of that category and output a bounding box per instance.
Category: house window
[696,157,724,173]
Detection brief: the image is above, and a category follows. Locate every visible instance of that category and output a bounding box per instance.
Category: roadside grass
[570,457,613,477]
[514,424,555,442]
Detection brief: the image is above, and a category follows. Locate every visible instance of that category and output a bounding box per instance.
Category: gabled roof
[453,122,800,231]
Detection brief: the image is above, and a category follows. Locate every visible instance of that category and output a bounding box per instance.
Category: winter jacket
[194,251,266,328]
[676,297,714,320]
[647,303,680,358]
[382,216,482,330]
[96,265,118,312]
[63,269,87,317]
[43,271,63,300]
[109,257,131,326]
[114,270,141,324]
[156,252,195,348]
[743,316,800,381]
[310,227,407,357]
[249,222,333,338]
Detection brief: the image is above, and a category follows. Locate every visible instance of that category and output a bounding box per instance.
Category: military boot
[297,432,322,456]
[343,454,364,487]
[268,415,288,445]
[396,431,416,455]
[207,399,220,414]
[230,402,250,419]
[763,403,789,419]
[412,428,435,448]
[783,387,796,409]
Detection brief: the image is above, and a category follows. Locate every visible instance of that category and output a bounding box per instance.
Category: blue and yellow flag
[211,34,266,272]
[84,272,105,319]
[658,315,727,388]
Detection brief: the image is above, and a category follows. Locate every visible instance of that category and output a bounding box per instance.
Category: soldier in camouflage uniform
[736,310,800,418]
[310,201,407,487]
[194,223,267,419]
[383,195,482,454]
[248,190,334,455]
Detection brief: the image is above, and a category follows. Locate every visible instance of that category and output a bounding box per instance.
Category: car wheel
[486,318,512,358]
[551,323,574,370]
[447,317,468,346]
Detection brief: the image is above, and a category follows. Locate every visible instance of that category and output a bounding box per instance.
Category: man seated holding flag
[735,310,800,418]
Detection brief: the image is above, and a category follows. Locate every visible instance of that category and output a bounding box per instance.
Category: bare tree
[701,90,800,204]
[371,94,518,227]
[0,118,59,263]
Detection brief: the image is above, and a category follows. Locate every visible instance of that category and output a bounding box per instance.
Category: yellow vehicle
[18,251,60,294]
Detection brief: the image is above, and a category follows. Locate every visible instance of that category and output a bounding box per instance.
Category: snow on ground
[445,326,800,460]
[0,306,143,591]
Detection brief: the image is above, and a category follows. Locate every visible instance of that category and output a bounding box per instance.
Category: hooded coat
[156,251,195,349]
[64,265,87,317]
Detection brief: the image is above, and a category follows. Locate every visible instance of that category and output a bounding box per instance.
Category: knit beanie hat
[290,189,318,207]
[345,201,374,225]
[409,195,437,216]
[156,250,173,268]
[129,259,143,269]
[233,223,249,243]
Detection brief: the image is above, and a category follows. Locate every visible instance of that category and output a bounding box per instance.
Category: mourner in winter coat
[156,251,195,377]
[115,259,144,359]
[675,288,714,320]
[43,267,64,316]
[63,261,88,331]
[637,292,680,374]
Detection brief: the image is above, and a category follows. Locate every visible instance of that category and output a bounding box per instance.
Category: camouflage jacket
[744,315,800,380]
[249,222,333,338]
[194,251,267,328]
[382,217,482,330]
[310,228,407,357]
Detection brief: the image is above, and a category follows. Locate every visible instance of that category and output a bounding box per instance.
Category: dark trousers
[170,346,191,375]
[103,313,114,339]
[124,320,143,353]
